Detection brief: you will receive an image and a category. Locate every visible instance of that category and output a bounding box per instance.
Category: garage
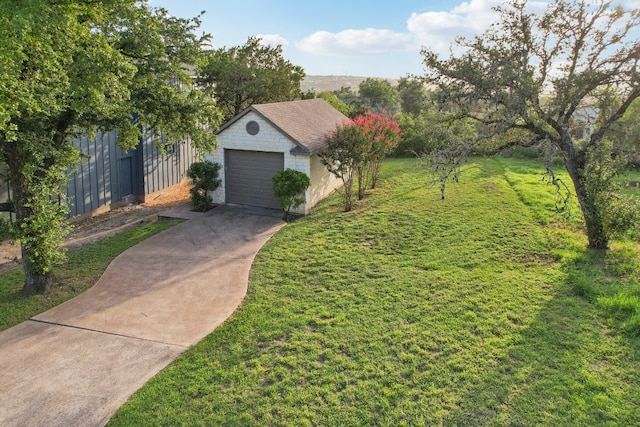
[224,149,283,209]
[209,99,347,215]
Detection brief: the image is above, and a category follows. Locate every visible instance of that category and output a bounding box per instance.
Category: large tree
[0,0,222,293]
[397,77,428,116]
[422,0,640,249]
[358,78,401,114]
[198,36,306,122]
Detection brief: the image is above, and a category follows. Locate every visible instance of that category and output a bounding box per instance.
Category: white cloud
[297,28,413,56]
[407,0,502,56]
[256,34,289,47]
[294,0,558,61]
[407,0,550,56]
[295,0,502,58]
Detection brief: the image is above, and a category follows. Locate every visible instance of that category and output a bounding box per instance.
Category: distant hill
[300,75,401,94]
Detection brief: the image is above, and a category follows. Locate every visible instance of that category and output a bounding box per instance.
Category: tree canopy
[397,77,428,116]
[316,91,353,117]
[198,36,306,122]
[358,78,400,114]
[0,0,223,293]
[422,0,640,249]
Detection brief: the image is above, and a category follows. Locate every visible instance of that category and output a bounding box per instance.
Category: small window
[164,142,176,154]
[246,120,260,135]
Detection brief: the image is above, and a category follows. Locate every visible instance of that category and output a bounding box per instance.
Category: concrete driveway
[0,205,284,427]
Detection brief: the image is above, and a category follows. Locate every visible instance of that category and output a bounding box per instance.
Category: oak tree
[198,37,306,122]
[422,0,640,249]
[358,78,401,114]
[0,0,222,293]
[397,77,428,116]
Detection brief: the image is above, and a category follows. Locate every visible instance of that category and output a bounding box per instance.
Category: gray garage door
[225,150,284,209]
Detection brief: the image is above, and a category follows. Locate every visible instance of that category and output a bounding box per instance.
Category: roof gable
[217,99,350,154]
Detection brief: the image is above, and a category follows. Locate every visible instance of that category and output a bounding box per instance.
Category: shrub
[272,169,310,221]
[320,123,362,211]
[321,112,401,211]
[186,161,221,212]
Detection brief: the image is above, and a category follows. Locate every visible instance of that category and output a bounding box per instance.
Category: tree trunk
[6,160,54,294]
[22,248,53,294]
[370,159,382,189]
[356,163,367,200]
[575,181,609,249]
[563,151,609,250]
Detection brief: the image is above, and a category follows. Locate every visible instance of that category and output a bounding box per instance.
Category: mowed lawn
[109,157,640,426]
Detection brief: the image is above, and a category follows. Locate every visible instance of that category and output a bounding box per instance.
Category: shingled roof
[217,99,350,154]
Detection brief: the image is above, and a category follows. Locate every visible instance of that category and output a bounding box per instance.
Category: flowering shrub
[320,122,362,211]
[354,111,402,191]
[321,112,401,211]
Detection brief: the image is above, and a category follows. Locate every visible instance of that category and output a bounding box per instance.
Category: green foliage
[0,0,222,292]
[0,217,12,242]
[12,136,81,293]
[584,139,640,240]
[272,169,311,221]
[0,219,179,331]
[198,36,306,122]
[332,86,367,118]
[186,161,221,212]
[609,97,640,168]
[321,112,401,210]
[397,77,428,115]
[394,109,477,157]
[358,78,400,114]
[352,111,402,191]
[320,124,361,211]
[421,0,640,249]
[500,144,545,160]
[109,158,640,426]
[316,91,352,117]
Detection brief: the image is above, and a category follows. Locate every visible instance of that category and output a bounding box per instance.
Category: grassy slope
[109,158,640,426]
[0,220,180,331]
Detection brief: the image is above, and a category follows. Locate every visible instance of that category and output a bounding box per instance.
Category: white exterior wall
[207,111,342,214]
[306,154,342,213]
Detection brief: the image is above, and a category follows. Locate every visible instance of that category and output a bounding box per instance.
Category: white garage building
[208,99,348,214]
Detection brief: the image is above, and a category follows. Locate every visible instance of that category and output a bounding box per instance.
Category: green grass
[496,157,640,336]
[107,157,640,426]
[618,168,640,198]
[0,219,180,331]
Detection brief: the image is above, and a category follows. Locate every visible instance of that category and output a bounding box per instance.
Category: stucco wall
[208,111,342,214]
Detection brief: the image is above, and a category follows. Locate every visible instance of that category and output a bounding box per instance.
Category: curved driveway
[0,205,284,426]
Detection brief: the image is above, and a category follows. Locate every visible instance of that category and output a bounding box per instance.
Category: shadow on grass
[564,245,640,337]
[446,261,640,426]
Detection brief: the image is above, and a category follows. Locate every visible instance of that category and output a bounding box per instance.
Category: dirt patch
[0,183,193,270]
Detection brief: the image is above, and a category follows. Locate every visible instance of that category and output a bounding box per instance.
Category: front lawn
[109,157,640,426]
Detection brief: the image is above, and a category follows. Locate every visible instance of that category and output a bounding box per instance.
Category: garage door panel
[225,150,284,209]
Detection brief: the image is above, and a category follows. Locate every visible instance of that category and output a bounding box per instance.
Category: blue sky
[150,0,640,78]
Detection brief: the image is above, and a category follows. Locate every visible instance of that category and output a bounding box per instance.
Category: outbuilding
[208,99,347,214]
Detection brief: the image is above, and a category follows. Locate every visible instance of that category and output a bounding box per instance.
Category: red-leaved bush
[321,111,401,211]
